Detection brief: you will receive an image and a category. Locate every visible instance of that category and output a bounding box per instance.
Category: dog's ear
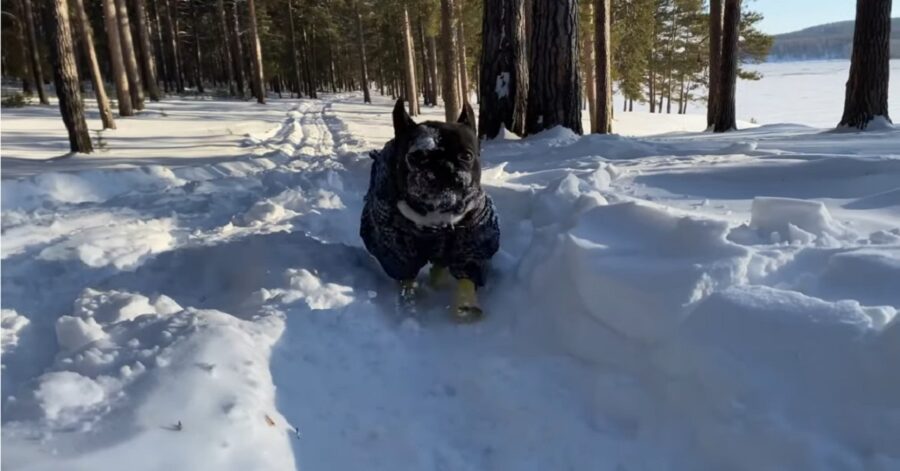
[393,99,416,137]
[457,102,476,134]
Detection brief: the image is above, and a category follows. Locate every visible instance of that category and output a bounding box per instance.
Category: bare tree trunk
[132,0,161,100]
[328,43,338,93]
[594,0,611,133]
[51,0,92,152]
[286,0,303,98]
[102,0,134,115]
[354,1,371,103]
[301,24,317,98]
[455,0,469,103]
[401,5,420,115]
[12,0,35,96]
[190,0,204,93]
[527,0,582,135]
[428,34,440,101]
[73,0,116,129]
[164,0,184,92]
[440,0,461,121]
[151,0,169,93]
[416,15,431,105]
[839,0,893,129]
[116,0,145,109]
[216,0,237,95]
[246,0,265,103]
[230,0,246,97]
[582,1,597,133]
[478,0,527,138]
[706,0,723,128]
[713,0,740,132]
[22,0,49,104]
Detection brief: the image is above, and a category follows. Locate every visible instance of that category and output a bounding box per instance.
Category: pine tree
[707,0,722,127]
[218,0,238,96]
[21,0,48,104]
[355,1,371,103]
[478,0,527,138]
[247,0,266,103]
[50,0,92,153]
[594,0,612,134]
[455,0,470,103]
[440,0,461,122]
[838,0,892,129]
[133,0,162,101]
[712,0,739,132]
[103,0,134,115]
[72,0,116,129]
[116,0,146,110]
[527,0,582,135]
[401,4,420,115]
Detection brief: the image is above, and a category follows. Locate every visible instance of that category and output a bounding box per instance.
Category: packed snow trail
[2,94,899,470]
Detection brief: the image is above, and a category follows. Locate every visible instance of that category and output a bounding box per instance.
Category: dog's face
[391,100,480,214]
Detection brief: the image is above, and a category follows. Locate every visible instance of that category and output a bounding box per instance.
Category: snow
[3,67,900,470]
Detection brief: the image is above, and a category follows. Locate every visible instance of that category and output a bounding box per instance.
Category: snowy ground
[2,87,900,470]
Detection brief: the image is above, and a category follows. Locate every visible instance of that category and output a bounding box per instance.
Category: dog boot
[397,280,418,316]
[453,279,483,322]
[428,265,451,289]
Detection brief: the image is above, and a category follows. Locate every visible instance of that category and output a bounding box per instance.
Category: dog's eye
[460,151,475,163]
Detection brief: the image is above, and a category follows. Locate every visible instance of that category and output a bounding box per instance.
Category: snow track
[3,94,899,471]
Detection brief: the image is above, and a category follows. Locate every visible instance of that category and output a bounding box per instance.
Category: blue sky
[751,0,899,35]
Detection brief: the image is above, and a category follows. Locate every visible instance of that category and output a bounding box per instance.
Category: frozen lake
[619,60,900,129]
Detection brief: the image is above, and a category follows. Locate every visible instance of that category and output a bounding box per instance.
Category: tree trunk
[164,0,184,92]
[706,0,723,128]
[102,0,134,115]
[839,0,893,129]
[713,0,740,132]
[73,0,116,129]
[287,0,303,98]
[51,0,92,153]
[594,0,611,133]
[216,0,237,95]
[246,0,265,103]
[151,0,169,93]
[116,0,145,109]
[22,0,49,104]
[354,2,371,103]
[13,0,35,96]
[230,0,246,97]
[416,15,432,106]
[440,0,461,121]
[455,0,469,103]
[190,0,204,93]
[478,0,527,138]
[401,6,420,115]
[132,0,161,100]
[301,24,317,98]
[526,0,582,135]
[582,2,597,133]
[428,34,441,101]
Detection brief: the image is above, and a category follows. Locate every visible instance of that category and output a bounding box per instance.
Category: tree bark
[51,0,92,153]
[190,0,204,93]
[478,0,527,138]
[301,23,317,98]
[164,0,184,92]
[455,0,469,103]
[73,0,116,129]
[132,0,161,100]
[526,0,582,135]
[246,0,265,103]
[355,2,371,103]
[713,0,740,132]
[116,0,145,109]
[440,0,461,121]
[706,0,723,128]
[12,0,35,96]
[22,0,49,104]
[151,0,170,93]
[582,1,597,133]
[839,0,893,129]
[229,0,247,97]
[416,15,432,106]
[401,5,420,115]
[102,0,134,115]
[216,0,237,95]
[594,0,611,134]
[287,0,303,98]
[428,34,441,101]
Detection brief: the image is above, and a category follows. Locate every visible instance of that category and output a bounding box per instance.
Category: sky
[751,0,899,35]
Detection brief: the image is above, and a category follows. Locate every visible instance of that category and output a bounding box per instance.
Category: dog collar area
[396,200,474,228]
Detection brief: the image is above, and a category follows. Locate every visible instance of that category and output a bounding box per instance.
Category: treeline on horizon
[769,18,900,61]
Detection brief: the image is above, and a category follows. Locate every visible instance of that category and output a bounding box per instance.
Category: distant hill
[768,18,900,61]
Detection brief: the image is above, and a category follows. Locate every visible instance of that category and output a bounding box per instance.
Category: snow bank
[1,309,30,354]
[730,197,851,245]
